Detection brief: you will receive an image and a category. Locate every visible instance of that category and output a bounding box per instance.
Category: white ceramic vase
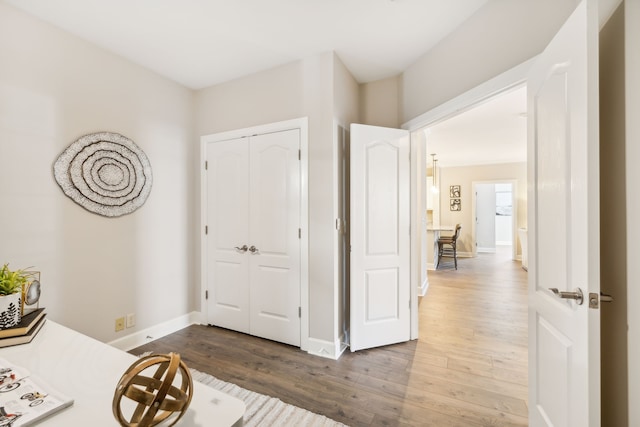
[0,292,22,329]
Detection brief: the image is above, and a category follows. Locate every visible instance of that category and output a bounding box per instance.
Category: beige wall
[401,0,580,123]
[437,163,527,256]
[0,3,195,342]
[332,54,360,346]
[600,4,626,424]
[195,52,349,344]
[333,54,360,127]
[195,61,306,137]
[359,76,401,128]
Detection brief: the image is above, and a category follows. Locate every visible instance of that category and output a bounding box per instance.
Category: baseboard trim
[108,311,201,352]
[477,247,497,253]
[420,277,429,296]
[306,336,346,360]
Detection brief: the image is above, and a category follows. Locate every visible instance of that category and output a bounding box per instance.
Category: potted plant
[0,264,32,329]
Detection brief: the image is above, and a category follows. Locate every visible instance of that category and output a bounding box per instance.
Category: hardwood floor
[131,246,528,426]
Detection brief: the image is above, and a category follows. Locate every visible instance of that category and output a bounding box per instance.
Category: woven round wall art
[53,132,152,217]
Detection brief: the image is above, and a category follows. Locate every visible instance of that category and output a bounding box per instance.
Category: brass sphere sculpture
[113,352,193,427]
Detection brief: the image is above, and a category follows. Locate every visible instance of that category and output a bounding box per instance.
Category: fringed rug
[189,369,348,427]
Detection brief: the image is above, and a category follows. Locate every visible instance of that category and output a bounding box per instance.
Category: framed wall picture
[450,198,461,211]
[450,185,461,198]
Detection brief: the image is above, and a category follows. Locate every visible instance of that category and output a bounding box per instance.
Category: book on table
[0,357,73,426]
[0,309,46,340]
[0,316,47,349]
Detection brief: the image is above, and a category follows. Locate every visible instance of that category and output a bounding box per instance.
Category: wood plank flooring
[131,247,528,426]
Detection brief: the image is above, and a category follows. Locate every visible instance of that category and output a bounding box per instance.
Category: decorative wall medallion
[54,132,152,217]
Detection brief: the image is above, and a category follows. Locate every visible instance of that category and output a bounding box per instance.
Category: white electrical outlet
[126,313,135,328]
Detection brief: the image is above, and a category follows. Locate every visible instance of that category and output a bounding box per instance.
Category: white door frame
[403,59,534,132]
[471,179,518,259]
[402,57,536,280]
[403,58,532,392]
[628,0,640,423]
[200,117,310,352]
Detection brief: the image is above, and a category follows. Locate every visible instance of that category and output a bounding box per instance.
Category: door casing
[471,180,519,259]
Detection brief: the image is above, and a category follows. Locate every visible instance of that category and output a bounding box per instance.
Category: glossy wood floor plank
[131,246,528,426]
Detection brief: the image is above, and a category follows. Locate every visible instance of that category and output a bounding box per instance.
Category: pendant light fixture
[430,153,439,194]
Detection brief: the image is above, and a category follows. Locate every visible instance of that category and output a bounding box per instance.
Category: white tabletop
[427,225,455,232]
[0,320,244,426]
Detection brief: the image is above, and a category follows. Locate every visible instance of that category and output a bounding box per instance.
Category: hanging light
[430,153,439,194]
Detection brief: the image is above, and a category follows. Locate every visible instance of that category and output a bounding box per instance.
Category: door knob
[248,245,259,254]
[549,287,584,305]
[234,245,248,252]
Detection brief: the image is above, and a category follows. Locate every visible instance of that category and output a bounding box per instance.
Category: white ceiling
[5,0,488,89]
[424,86,528,168]
[6,0,526,166]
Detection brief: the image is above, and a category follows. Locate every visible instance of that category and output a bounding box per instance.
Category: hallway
[420,245,528,424]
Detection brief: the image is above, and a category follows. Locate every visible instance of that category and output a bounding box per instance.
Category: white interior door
[205,129,301,347]
[248,130,301,346]
[528,0,600,425]
[475,183,496,252]
[206,138,250,333]
[350,124,410,352]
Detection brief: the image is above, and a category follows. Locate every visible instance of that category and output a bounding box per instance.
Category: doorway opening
[473,180,518,261]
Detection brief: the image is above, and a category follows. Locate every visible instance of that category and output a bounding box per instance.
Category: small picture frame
[450,198,461,211]
[450,185,461,198]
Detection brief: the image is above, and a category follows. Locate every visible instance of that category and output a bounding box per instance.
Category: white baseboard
[306,336,346,360]
[420,277,429,296]
[108,311,202,352]
[477,247,496,253]
[109,312,350,360]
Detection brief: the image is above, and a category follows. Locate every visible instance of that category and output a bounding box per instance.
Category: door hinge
[298,307,301,318]
[409,300,411,309]
[298,228,301,239]
[298,149,301,160]
[205,161,208,170]
[205,290,209,300]
[205,225,208,235]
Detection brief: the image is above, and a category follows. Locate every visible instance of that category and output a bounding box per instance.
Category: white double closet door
[205,129,301,347]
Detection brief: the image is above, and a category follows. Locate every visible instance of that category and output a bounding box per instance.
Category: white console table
[0,320,245,426]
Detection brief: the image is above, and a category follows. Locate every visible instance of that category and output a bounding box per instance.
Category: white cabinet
[204,129,301,347]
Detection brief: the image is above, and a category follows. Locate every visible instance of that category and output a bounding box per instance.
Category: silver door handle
[234,245,248,252]
[248,245,259,254]
[549,287,584,305]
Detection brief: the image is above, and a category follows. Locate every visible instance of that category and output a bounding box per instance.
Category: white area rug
[190,369,349,427]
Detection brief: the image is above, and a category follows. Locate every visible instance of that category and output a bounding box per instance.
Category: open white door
[350,124,410,352]
[528,0,601,425]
